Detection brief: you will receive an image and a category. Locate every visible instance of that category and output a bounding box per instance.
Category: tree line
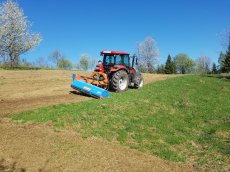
[154,53,227,75]
[0,49,98,71]
[47,51,98,71]
[150,51,229,75]
[136,36,230,74]
[0,0,230,74]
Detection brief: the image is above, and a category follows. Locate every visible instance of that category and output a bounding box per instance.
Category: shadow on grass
[207,74,230,82]
[69,90,94,98]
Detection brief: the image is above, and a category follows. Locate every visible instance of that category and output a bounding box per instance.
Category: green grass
[10,75,230,170]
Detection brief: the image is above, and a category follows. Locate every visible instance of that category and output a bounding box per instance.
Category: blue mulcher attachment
[71,74,109,99]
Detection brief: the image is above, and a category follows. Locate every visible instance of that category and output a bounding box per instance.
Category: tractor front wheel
[134,77,144,89]
[111,70,128,92]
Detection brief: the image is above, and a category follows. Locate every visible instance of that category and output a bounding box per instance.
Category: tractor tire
[111,70,129,92]
[134,77,144,89]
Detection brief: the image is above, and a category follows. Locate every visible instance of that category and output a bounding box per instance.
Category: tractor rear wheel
[111,70,129,92]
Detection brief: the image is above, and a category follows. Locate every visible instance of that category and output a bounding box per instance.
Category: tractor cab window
[104,55,115,65]
[115,54,130,67]
[115,55,122,65]
[103,54,129,67]
[123,55,130,67]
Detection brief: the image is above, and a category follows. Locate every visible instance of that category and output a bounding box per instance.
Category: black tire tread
[111,70,128,92]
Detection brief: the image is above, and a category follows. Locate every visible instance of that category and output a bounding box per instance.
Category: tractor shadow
[128,86,137,90]
[108,86,137,92]
[69,91,94,98]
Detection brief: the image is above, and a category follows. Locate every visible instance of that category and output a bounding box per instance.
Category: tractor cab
[102,51,130,67]
[95,50,138,74]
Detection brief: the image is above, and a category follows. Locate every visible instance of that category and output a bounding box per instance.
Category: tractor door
[122,55,130,67]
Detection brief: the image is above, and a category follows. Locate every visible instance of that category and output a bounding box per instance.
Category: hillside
[6,75,230,171]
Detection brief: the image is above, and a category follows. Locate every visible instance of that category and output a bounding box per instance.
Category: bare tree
[35,57,48,68]
[19,58,33,67]
[48,50,64,67]
[219,27,230,50]
[89,58,98,71]
[0,54,9,66]
[196,56,211,74]
[136,36,160,73]
[0,0,41,67]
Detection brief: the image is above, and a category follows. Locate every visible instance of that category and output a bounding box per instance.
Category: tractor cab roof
[100,50,129,56]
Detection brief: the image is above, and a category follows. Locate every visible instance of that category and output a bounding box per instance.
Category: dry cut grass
[0,70,178,115]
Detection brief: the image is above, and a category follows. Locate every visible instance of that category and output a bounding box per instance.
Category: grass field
[10,75,230,170]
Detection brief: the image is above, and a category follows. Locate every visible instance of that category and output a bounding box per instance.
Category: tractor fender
[110,65,129,74]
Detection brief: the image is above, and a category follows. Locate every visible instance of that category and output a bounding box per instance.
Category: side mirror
[98,60,102,65]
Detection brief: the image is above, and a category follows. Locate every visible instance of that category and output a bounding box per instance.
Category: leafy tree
[77,54,90,71]
[211,62,218,74]
[172,59,177,74]
[0,0,41,67]
[148,63,155,73]
[137,36,160,73]
[157,64,165,74]
[58,58,73,70]
[196,56,211,74]
[165,54,174,74]
[218,51,226,72]
[223,52,230,73]
[156,65,160,73]
[174,53,195,74]
[222,37,230,73]
[137,63,146,73]
[48,50,64,67]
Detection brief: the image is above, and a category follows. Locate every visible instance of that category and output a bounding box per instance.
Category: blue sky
[8,0,230,64]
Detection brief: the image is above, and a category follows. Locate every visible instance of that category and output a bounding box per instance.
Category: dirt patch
[142,73,178,84]
[0,119,198,172]
[0,158,26,172]
[0,70,90,115]
[0,70,178,115]
[0,94,90,116]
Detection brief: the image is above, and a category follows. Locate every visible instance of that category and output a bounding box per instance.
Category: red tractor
[73,50,144,94]
[94,50,144,92]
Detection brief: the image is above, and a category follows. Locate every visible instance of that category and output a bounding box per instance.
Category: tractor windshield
[103,54,130,67]
[103,55,115,65]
